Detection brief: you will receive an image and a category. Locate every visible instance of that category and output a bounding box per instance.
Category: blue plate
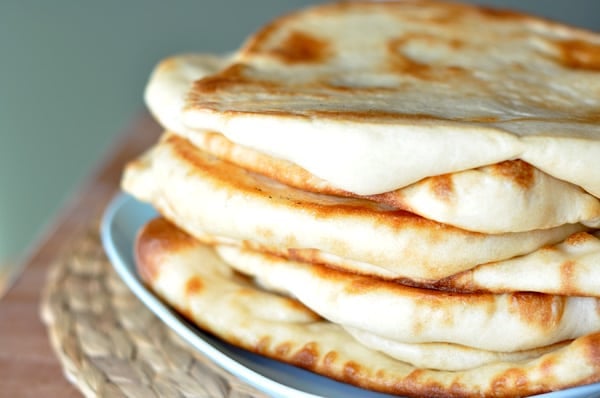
[101,193,600,398]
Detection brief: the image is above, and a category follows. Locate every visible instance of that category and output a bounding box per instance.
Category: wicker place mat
[40,222,269,398]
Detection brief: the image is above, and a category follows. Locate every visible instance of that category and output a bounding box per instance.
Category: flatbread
[343,327,567,372]
[144,53,230,134]
[122,133,586,280]
[181,0,600,198]
[432,231,600,296]
[145,53,600,233]
[135,217,600,397]
[214,244,600,352]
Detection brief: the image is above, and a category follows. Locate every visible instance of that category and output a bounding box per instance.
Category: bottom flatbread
[135,217,600,398]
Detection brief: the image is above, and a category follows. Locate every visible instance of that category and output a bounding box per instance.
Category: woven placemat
[40,223,269,398]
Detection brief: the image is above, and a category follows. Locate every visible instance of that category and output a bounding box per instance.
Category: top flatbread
[145,53,600,233]
[182,0,600,197]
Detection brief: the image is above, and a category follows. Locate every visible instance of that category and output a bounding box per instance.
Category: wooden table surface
[0,113,161,397]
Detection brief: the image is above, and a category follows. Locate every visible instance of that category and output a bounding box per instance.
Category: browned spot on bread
[267,30,331,64]
[429,271,477,293]
[467,115,500,123]
[255,336,271,354]
[560,260,576,294]
[509,293,565,329]
[477,6,528,21]
[387,35,432,79]
[323,350,337,368]
[427,174,455,202]
[275,342,292,356]
[310,109,442,122]
[539,352,559,378]
[191,63,248,94]
[185,276,203,295]
[554,39,600,71]
[189,64,283,102]
[491,368,530,396]
[583,332,600,371]
[492,160,535,189]
[342,361,362,384]
[401,369,447,398]
[387,34,469,80]
[135,217,197,283]
[565,231,594,246]
[291,342,319,369]
[368,190,414,214]
[235,287,255,296]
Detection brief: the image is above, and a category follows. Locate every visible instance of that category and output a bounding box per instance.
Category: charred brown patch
[235,287,255,296]
[387,34,469,80]
[492,160,535,189]
[387,35,433,79]
[560,260,577,294]
[467,115,500,122]
[427,174,455,202]
[167,134,266,197]
[185,276,203,296]
[309,109,503,124]
[255,336,271,354]
[342,361,362,384]
[554,39,600,71]
[291,342,319,369]
[286,248,325,266]
[431,271,477,293]
[477,6,528,21]
[344,275,387,294]
[191,63,248,95]
[368,189,413,213]
[135,217,197,283]
[565,231,594,246]
[491,368,530,396]
[509,292,565,329]
[583,332,600,371]
[400,369,448,398]
[538,352,559,378]
[275,342,292,357]
[323,350,338,369]
[267,30,331,64]
[311,109,440,122]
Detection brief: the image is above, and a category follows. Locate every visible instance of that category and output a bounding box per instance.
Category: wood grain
[0,113,161,397]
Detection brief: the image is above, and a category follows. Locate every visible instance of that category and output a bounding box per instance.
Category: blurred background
[1,0,599,267]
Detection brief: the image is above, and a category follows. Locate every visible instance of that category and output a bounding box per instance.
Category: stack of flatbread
[121,1,600,396]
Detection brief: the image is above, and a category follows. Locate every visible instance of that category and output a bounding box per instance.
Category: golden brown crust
[491,160,535,189]
[135,217,197,283]
[553,39,600,71]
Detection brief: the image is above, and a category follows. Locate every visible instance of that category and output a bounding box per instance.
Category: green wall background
[1,1,598,263]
